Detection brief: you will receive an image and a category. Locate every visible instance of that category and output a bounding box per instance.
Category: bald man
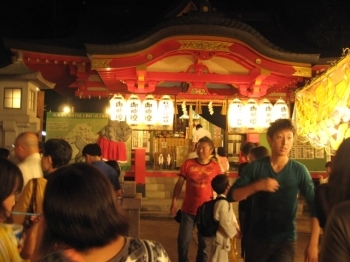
[14,132,43,186]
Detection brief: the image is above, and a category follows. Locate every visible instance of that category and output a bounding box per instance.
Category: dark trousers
[177,211,210,262]
[245,238,295,262]
[238,210,246,258]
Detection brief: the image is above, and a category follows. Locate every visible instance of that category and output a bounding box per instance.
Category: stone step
[146,183,184,192]
[145,190,185,199]
[141,198,182,218]
[145,191,167,199]
[144,177,185,199]
[140,211,174,219]
[146,177,179,184]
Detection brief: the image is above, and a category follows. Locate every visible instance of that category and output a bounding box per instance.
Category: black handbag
[174,209,181,223]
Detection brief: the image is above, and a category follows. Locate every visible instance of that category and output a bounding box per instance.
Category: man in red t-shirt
[170,136,222,262]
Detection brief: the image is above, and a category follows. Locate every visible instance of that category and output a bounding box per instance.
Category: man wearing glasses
[13,132,43,187]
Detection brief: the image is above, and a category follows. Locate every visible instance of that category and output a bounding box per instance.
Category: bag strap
[31,178,38,213]
[23,178,38,233]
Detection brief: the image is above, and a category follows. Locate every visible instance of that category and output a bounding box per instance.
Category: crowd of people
[1,118,349,261]
[170,118,350,262]
[0,133,170,261]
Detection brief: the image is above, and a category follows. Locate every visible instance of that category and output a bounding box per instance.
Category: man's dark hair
[196,124,203,130]
[241,142,256,156]
[217,147,226,157]
[82,143,102,157]
[211,174,229,195]
[250,146,270,159]
[0,148,10,158]
[267,119,295,138]
[42,139,73,168]
[325,161,331,168]
[197,136,214,150]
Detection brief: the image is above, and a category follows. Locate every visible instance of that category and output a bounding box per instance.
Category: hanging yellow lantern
[109,94,126,121]
[258,98,273,128]
[142,95,158,125]
[158,95,174,126]
[272,98,289,121]
[228,98,243,128]
[126,94,142,125]
[243,98,259,128]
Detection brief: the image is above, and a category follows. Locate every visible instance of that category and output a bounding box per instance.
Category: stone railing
[121,181,141,238]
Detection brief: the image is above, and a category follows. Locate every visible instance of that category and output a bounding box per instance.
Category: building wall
[0,80,41,152]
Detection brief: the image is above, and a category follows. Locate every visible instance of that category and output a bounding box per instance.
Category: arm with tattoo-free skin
[170,176,185,216]
[304,217,320,262]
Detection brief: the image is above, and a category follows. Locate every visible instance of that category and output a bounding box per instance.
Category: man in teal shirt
[229,119,320,262]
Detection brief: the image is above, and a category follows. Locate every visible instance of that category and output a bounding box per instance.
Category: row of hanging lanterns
[109,94,174,126]
[228,98,289,130]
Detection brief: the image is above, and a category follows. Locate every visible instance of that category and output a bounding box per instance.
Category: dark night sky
[1,0,350,112]
[1,0,349,54]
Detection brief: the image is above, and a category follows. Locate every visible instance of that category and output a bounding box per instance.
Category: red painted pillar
[239,133,260,163]
[246,133,259,143]
[134,148,146,196]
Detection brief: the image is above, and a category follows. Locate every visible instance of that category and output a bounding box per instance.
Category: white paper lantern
[142,95,158,125]
[109,94,126,121]
[243,98,259,128]
[158,95,174,126]
[272,98,289,121]
[126,94,142,124]
[258,98,273,128]
[228,98,243,128]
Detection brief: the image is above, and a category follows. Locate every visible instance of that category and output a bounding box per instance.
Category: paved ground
[139,202,322,262]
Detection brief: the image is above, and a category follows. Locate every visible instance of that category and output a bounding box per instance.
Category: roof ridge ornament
[342,47,350,57]
[199,0,213,13]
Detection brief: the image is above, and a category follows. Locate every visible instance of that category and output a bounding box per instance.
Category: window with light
[29,89,35,110]
[4,88,21,109]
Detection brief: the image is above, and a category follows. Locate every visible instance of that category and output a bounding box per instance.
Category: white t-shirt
[192,128,211,143]
[18,153,43,187]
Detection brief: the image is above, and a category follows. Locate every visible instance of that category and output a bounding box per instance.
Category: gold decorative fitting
[146,54,153,60]
[292,66,311,77]
[220,100,227,115]
[189,88,208,95]
[178,40,232,51]
[91,59,112,68]
[342,47,350,56]
[255,58,261,64]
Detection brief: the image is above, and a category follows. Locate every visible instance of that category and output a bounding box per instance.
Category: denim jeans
[245,237,295,262]
[177,211,210,262]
